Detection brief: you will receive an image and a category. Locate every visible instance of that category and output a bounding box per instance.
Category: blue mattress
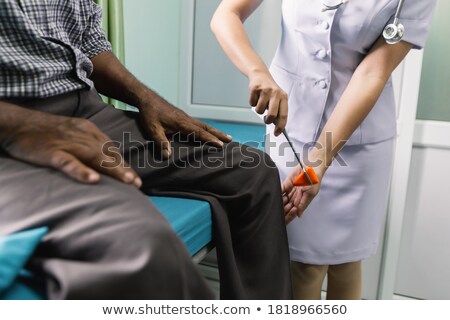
[150,197,212,256]
[0,120,265,300]
[201,119,265,151]
[0,273,44,300]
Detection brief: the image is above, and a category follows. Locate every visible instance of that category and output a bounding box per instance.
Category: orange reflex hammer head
[293,167,320,187]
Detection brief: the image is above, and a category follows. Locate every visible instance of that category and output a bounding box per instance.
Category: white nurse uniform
[267,0,437,264]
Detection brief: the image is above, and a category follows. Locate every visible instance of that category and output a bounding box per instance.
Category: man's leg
[76,89,293,299]
[0,92,214,300]
[0,154,214,299]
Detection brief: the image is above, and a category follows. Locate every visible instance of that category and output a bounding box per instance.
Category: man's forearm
[89,51,231,155]
[90,51,165,110]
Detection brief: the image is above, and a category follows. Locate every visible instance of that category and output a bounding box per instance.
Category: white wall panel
[395,147,450,299]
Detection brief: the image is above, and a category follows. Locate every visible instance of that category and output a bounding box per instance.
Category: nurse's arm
[310,37,413,176]
[283,38,413,220]
[211,0,288,135]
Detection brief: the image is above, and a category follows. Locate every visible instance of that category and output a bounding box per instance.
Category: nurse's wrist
[247,66,271,79]
[307,149,328,180]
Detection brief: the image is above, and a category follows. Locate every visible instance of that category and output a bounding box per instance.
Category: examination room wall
[123,0,181,105]
[121,0,450,300]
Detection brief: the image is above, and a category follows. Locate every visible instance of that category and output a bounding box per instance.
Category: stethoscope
[321,0,405,44]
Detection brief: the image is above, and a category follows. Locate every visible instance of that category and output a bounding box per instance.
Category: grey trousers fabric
[0,89,292,300]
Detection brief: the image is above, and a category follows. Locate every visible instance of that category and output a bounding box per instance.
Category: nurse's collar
[321,0,349,12]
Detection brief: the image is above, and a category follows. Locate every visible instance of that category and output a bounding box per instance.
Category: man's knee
[230,143,280,184]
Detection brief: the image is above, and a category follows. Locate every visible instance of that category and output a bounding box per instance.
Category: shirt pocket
[270,64,327,144]
[18,0,50,36]
[270,64,297,99]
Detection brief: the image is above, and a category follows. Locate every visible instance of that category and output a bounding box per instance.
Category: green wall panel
[417,0,450,122]
[123,0,181,105]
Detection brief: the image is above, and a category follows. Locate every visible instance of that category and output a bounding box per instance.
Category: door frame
[378,50,426,299]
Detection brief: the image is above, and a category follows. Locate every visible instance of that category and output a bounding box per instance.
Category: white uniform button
[318,80,328,89]
[317,49,327,59]
[322,21,330,30]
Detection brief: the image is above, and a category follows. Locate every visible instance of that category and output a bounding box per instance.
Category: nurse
[211,0,437,299]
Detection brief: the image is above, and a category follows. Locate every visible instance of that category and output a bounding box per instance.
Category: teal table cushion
[0,272,44,300]
[150,196,212,256]
[0,228,48,296]
[201,119,265,151]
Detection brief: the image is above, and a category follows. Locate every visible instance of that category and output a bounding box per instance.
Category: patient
[0,0,292,299]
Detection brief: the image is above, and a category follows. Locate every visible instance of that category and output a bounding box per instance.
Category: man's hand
[1,106,141,187]
[89,52,232,159]
[139,97,232,159]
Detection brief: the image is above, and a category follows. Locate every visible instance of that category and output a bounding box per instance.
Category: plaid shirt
[0,0,112,98]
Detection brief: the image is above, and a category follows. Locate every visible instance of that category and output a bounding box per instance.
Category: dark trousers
[0,89,292,299]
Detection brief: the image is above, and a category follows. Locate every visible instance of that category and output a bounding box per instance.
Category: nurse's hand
[248,70,288,136]
[282,165,322,224]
